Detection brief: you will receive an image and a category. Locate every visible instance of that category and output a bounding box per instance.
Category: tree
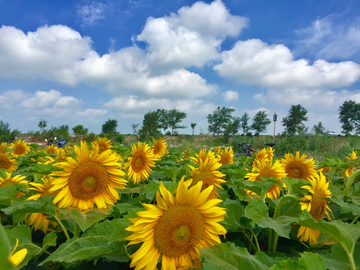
[240,113,250,135]
[282,104,308,135]
[339,100,360,135]
[157,109,169,134]
[102,119,118,134]
[167,109,187,135]
[0,120,19,142]
[312,122,326,135]
[139,111,161,139]
[224,117,241,142]
[207,106,235,135]
[251,111,271,135]
[191,123,197,135]
[73,125,88,141]
[38,119,47,133]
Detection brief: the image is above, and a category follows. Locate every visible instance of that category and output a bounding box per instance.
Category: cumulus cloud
[77,2,107,26]
[254,88,360,109]
[137,0,247,70]
[214,39,360,89]
[77,109,108,117]
[222,91,238,101]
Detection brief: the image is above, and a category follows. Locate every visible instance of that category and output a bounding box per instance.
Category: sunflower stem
[243,231,259,253]
[249,227,261,253]
[344,169,360,199]
[74,222,80,239]
[50,213,70,240]
[351,215,360,225]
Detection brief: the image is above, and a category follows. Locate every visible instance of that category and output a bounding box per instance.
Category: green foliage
[312,121,326,135]
[0,120,20,142]
[139,111,161,139]
[38,119,47,133]
[339,100,360,135]
[72,124,88,137]
[102,119,118,134]
[251,111,271,135]
[282,104,308,135]
[191,122,197,135]
[240,112,251,135]
[207,106,236,135]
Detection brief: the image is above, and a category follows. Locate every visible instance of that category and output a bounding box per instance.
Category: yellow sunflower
[345,151,357,177]
[0,172,28,197]
[0,142,8,153]
[297,172,332,245]
[91,137,112,154]
[0,153,18,172]
[245,159,287,199]
[218,147,234,166]
[281,151,317,181]
[152,138,167,160]
[214,146,221,155]
[9,140,30,157]
[44,145,59,155]
[253,147,274,165]
[49,141,127,211]
[188,157,226,199]
[191,149,216,164]
[123,141,157,184]
[9,239,27,266]
[125,178,227,270]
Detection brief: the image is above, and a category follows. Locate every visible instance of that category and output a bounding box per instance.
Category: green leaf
[6,225,42,268]
[0,186,18,204]
[59,208,110,232]
[269,252,326,270]
[258,216,298,239]
[139,180,177,201]
[109,217,133,243]
[42,232,57,250]
[201,242,274,270]
[221,199,244,232]
[321,243,360,270]
[282,177,309,195]
[2,196,56,216]
[0,223,17,270]
[299,210,360,253]
[233,177,275,200]
[157,165,183,182]
[331,198,360,216]
[244,198,268,227]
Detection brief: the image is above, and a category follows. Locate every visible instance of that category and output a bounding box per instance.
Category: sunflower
[152,138,167,160]
[191,149,216,164]
[91,137,112,154]
[245,159,287,199]
[0,142,8,153]
[345,151,357,177]
[218,147,234,166]
[0,172,28,197]
[9,239,27,266]
[0,153,17,172]
[123,141,157,184]
[49,141,127,211]
[297,172,332,244]
[9,140,30,157]
[214,146,221,155]
[281,151,317,181]
[188,157,226,199]
[44,145,59,155]
[253,147,274,165]
[125,178,227,270]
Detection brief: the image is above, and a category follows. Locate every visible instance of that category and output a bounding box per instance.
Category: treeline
[0,100,358,143]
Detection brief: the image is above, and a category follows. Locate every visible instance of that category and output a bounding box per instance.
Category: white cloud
[77,2,107,26]
[77,109,108,117]
[214,39,360,89]
[222,90,238,101]
[137,0,247,70]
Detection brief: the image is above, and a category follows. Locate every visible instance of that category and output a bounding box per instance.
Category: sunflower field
[0,137,360,270]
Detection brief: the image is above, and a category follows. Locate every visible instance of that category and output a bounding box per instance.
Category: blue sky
[1,0,360,135]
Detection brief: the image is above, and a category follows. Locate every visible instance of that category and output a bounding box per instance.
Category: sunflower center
[192,171,215,190]
[153,145,161,155]
[0,157,10,169]
[14,145,25,155]
[256,168,278,181]
[154,205,204,257]
[287,162,307,179]
[1,181,14,188]
[68,162,109,200]
[99,145,105,152]
[132,154,145,172]
[310,192,328,221]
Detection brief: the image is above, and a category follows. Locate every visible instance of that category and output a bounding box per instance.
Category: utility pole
[273,112,277,138]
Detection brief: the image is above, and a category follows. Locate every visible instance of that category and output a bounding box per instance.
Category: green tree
[139,111,161,139]
[0,120,19,142]
[38,119,47,133]
[224,117,241,142]
[240,112,250,135]
[207,106,235,135]
[191,123,197,135]
[102,119,118,134]
[167,109,187,135]
[282,104,308,135]
[157,109,169,134]
[312,122,326,135]
[251,111,271,135]
[339,100,360,135]
[131,123,140,134]
[72,125,88,141]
